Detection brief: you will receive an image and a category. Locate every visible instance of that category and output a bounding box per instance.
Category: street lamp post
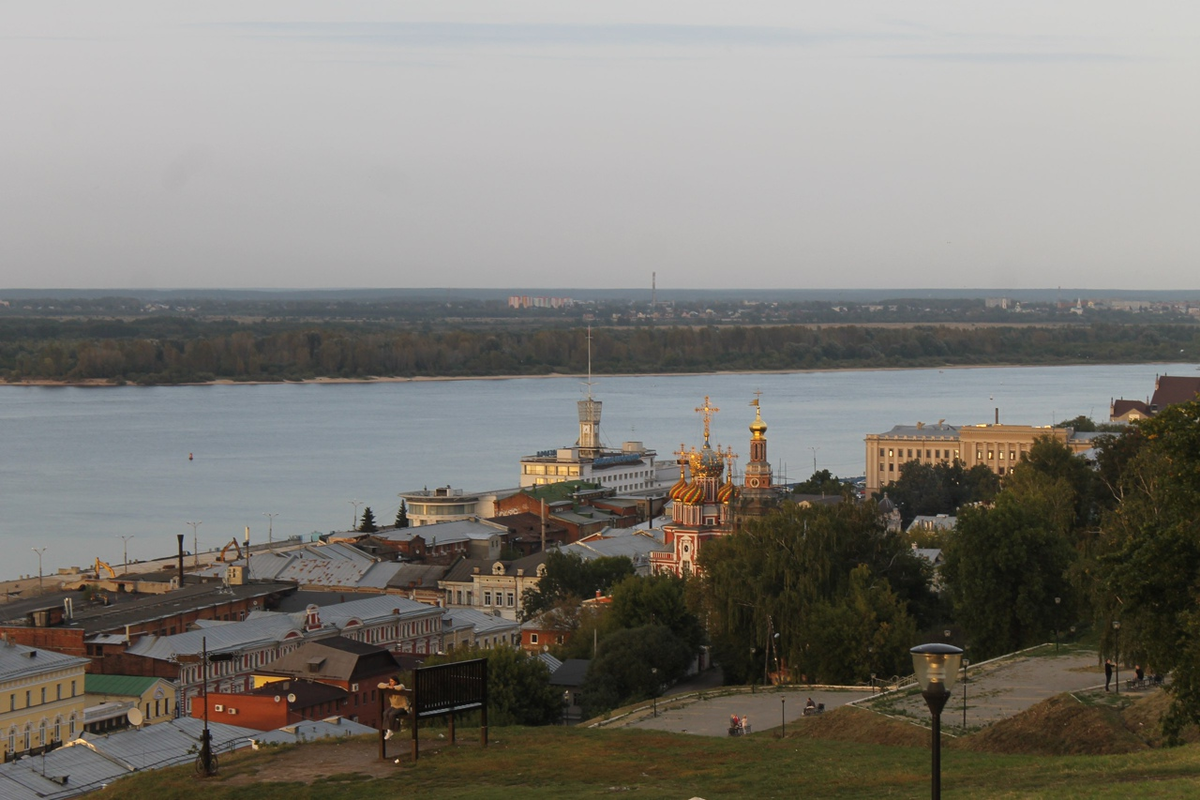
[263,513,278,553]
[911,642,964,800]
[31,548,46,594]
[186,521,202,568]
[1113,620,1121,695]
[118,535,134,574]
[349,499,363,530]
[780,697,786,739]
[961,658,970,730]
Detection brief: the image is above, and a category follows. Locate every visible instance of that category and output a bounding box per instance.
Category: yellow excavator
[218,538,244,562]
[94,558,116,579]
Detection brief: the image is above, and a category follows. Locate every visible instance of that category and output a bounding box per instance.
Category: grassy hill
[89,692,1200,799]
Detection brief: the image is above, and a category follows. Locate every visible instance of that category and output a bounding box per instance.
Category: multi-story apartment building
[865,422,1100,496]
[0,639,88,762]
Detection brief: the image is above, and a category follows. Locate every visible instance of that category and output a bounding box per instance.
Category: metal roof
[83,674,165,698]
[125,594,441,662]
[0,640,89,682]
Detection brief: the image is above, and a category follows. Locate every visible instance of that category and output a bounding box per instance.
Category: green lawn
[90,724,1200,800]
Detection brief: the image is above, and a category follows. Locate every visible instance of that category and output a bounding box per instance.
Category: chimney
[177,534,185,586]
[995,407,999,425]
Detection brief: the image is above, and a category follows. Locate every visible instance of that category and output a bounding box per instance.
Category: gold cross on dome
[695,396,719,443]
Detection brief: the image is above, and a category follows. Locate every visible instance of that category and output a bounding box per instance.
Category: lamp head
[910,642,964,694]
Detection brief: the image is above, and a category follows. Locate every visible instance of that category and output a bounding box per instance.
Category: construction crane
[94,558,116,579]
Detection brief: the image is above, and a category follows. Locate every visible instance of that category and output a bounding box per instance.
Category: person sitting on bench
[379,676,410,740]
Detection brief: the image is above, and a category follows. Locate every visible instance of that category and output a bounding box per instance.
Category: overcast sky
[2,2,1197,291]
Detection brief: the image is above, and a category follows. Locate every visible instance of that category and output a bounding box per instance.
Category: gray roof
[549,659,590,688]
[560,531,667,561]
[373,519,508,545]
[126,594,440,662]
[537,653,563,673]
[0,640,89,682]
[873,423,960,439]
[441,608,520,638]
[0,715,372,799]
[194,542,402,590]
[0,717,260,799]
[258,636,396,681]
[386,563,451,591]
[3,581,294,638]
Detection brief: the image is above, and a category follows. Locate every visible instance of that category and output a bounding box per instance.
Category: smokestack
[244,526,251,580]
[177,534,185,586]
[995,407,999,425]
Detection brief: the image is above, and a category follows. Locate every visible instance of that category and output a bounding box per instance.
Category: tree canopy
[696,501,930,684]
[521,551,634,620]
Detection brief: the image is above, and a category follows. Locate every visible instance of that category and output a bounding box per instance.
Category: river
[1,363,1191,578]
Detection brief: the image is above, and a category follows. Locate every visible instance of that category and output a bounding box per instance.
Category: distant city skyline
[2,2,1198,291]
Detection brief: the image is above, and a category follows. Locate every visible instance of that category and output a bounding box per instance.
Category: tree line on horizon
[2,320,1197,384]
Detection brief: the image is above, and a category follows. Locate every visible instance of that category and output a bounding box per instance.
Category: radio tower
[651,271,657,314]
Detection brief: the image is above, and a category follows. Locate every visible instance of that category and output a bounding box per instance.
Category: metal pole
[781,697,785,739]
[263,513,278,553]
[200,636,214,776]
[31,548,46,595]
[187,521,202,568]
[350,499,362,530]
[962,659,969,730]
[923,687,950,800]
[119,535,134,574]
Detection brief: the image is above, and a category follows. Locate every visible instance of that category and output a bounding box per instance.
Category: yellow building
[864,422,1099,496]
[0,638,89,762]
[84,674,177,733]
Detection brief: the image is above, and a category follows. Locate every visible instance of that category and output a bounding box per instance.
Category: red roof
[1151,376,1200,410]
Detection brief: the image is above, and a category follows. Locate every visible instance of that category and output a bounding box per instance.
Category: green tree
[792,469,851,497]
[1092,401,1200,741]
[697,502,929,685]
[395,501,409,528]
[358,506,378,533]
[608,573,705,654]
[579,624,692,717]
[425,645,561,726]
[942,482,1076,660]
[521,551,634,620]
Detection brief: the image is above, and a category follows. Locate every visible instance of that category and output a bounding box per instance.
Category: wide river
[2,363,1192,578]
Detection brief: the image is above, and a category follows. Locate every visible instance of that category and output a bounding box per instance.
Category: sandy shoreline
[2,360,1175,388]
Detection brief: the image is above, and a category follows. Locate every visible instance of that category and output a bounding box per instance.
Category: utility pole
[349,499,363,531]
[186,521,202,568]
[809,446,820,476]
[263,513,278,553]
[31,547,46,595]
[118,535,135,574]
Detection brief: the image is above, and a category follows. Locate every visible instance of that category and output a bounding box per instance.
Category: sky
[2,2,1198,291]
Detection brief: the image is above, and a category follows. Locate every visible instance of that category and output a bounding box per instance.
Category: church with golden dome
[649,395,781,577]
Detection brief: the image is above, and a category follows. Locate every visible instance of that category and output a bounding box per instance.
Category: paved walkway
[609,647,1106,737]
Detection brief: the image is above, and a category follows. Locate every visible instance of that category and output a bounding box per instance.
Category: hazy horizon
[3,3,1198,291]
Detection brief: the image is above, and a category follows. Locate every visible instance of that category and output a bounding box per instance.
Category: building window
[1010,450,1016,460]
[879,448,884,457]
[56,684,61,701]
[999,467,1006,475]
[987,450,994,460]
[531,633,539,645]
[907,449,913,458]
[888,464,894,472]
[507,593,514,607]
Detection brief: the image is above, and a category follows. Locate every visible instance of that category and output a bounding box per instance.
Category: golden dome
[749,405,767,440]
[689,443,725,479]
